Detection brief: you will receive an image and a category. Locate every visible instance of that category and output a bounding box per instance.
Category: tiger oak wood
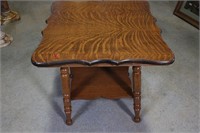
[31,1,175,125]
[31,1,174,67]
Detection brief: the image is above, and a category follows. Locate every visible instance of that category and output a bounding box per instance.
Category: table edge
[31,57,175,67]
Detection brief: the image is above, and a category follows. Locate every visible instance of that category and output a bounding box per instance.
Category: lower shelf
[70,67,133,100]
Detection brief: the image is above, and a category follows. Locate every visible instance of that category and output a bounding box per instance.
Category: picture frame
[173,1,199,29]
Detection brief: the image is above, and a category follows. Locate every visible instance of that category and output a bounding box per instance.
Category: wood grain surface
[32,1,174,67]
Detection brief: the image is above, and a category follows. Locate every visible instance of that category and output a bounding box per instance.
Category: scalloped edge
[31,57,175,67]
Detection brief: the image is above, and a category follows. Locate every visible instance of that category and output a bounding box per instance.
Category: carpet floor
[1,1,199,132]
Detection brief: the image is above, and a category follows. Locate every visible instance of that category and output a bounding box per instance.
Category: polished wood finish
[31,1,174,67]
[60,67,72,125]
[132,66,141,122]
[31,1,175,125]
[70,67,132,99]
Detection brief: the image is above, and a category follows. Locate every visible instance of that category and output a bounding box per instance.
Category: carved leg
[1,1,20,25]
[132,66,141,122]
[60,67,72,125]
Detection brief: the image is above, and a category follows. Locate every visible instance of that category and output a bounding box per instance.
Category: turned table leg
[132,66,141,122]
[60,67,72,125]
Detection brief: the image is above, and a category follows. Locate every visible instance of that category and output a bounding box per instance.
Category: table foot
[66,120,72,125]
[134,117,141,123]
[132,66,141,123]
[60,67,72,125]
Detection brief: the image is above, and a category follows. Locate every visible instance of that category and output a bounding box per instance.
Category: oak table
[31,1,174,125]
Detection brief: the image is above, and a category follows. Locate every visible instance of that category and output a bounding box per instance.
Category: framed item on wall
[173,1,199,29]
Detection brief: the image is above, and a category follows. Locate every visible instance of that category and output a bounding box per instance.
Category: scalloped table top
[31,1,174,67]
